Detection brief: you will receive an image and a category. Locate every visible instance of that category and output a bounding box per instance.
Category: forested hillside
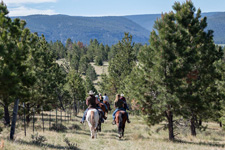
[12,12,225,45]
[125,12,225,44]
[15,15,149,45]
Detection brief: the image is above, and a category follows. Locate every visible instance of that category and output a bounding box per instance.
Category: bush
[31,133,47,145]
[64,138,78,150]
[94,56,103,66]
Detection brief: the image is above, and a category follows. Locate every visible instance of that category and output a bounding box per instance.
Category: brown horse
[103,100,111,111]
[98,103,108,119]
[115,110,127,138]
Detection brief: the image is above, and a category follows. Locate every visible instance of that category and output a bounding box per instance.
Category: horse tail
[90,111,95,129]
[118,112,124,130]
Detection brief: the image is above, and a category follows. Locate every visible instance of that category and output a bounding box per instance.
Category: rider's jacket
[86,95,97,108]
[115,99,124,109]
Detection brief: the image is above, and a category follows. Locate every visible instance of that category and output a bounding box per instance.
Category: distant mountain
[125,14,161,32]
[14,12,225,45]
[15,15,150,45]
[125,12,225,44]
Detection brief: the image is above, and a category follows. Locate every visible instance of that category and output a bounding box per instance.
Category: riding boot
[127,119,131,123]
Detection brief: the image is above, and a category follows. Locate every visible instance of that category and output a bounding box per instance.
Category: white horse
[86,109,99,139]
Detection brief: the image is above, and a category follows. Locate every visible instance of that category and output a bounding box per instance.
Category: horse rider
[120,93,129,111]
[112,94,130,125]
[80,90,103,123]
[99,93,109,112]
[103,93,111,111]
[96,94,107,121]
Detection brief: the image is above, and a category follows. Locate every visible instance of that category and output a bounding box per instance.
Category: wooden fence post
[41,106,44,132]
[56,108,57,126]
[23,103,26,136]
[65,109,66,123]
[49,110,51,130]
[33,108,35,133]
[61,109,62,123]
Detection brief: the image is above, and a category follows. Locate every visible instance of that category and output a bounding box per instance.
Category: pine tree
[85,76,97,94]
[65,38,73,51]
[171,1,224,136]
[108,33,135,94]
[66,70,86,116]
[0,2,35,125]
[86,64,97,81]
[79,55,89,74]
[128,1,224,140]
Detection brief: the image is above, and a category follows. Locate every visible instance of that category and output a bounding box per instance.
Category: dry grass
[56,59,108,90]
[90,61,108,90]
[0,110,224,150]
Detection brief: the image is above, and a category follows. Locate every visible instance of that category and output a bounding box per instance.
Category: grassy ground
[0,110,224,150]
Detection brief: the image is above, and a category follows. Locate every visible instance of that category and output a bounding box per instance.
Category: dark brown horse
[96,108,103,132]
[115,110,127,138]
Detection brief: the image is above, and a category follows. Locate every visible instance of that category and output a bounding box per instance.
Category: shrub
[64,138,78,150]
[31,133,47,145]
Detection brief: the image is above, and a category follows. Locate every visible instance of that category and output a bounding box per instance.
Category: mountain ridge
[13,12,225,45]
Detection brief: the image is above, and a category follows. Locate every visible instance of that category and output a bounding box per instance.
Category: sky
[3,0,225,17]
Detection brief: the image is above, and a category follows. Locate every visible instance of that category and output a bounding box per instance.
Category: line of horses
[86,101,127,139]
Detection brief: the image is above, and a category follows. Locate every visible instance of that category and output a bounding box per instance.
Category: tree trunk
[165,110,174,141]
[58,95,65,111]
[4,104,10,126]
[10,99,19,140]
[198,119,202,126]
[26,103,30,124]
[191,115,196,136]
[73,99,77,116]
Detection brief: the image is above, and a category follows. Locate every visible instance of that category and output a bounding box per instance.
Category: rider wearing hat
[80,90,100,123]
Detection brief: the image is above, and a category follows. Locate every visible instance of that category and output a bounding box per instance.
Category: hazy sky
[3,0,225,17]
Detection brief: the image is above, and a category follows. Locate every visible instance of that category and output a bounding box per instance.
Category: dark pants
[112,108,129,120]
